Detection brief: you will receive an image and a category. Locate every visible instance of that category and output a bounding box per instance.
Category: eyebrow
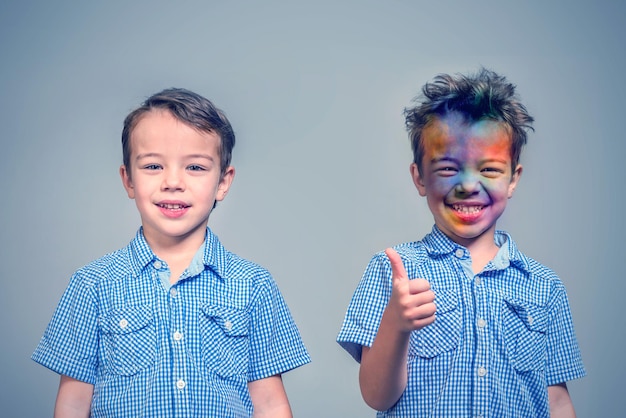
[135,152,161,161]
[135,153,215,161]
[429,156,509,166]
[430,156,458,164]
[479,157,509,164]
[185,154,215,161]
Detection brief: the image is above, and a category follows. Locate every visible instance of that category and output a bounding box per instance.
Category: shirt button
[224,320,233,331]
[170,288,178,297]
[474,277,482,286]
[176,379,186,389]
[477,318,487,328]
[477,367,487,377]
[154,260,162,269]
[528,316,534,325]
[455,248,464,258]
[173,331,183,341]
[119,319,129,329]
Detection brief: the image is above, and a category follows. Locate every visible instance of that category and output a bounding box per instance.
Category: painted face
[411,112,521,248]
[120,109,234,249]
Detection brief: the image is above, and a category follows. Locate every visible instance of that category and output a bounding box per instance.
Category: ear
[508,164,523,198]
[215,166,235,202]
[120,165,135,199]
[410,163,427,197]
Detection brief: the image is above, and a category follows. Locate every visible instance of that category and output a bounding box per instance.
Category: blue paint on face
[410,112,522,250]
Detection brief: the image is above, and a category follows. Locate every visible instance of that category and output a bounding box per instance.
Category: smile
[451,204,485,214]
[157,203,189,210]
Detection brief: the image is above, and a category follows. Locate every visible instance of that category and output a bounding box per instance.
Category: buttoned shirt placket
[451,247,487,418]
[155,259,192,416]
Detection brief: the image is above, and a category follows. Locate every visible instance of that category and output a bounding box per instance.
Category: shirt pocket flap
[98,305,153,335]
[504,299,548,332]
[201,305,249,337]
[411,288,461,358]
[433,289,458,314]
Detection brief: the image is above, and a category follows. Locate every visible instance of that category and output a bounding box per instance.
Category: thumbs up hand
[357,248,437,410]
[385,248,436,333]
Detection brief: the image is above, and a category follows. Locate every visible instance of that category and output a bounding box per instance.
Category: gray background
[1,1,623,416]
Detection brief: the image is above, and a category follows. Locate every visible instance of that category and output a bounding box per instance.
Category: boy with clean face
[337,69,585,417]
[33,88,310,417]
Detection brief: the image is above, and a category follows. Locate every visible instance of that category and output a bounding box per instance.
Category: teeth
[160,203,186,210]
[452,204,483,214]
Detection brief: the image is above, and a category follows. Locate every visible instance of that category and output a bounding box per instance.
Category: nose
[455,171,480,197]
[161,168,184,191]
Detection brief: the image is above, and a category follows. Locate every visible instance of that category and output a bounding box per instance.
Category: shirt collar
[128,228,157,276]
[128,227,229,280]
[202,227,229,280]
[422,225,529,272]
[490,234,511,270]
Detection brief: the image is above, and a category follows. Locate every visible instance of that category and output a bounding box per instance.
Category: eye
[143,164,162,170]
[481,167,504,177]
[187,164,206,171]
[435,166,458,176]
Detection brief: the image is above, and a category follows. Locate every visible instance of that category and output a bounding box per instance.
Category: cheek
[484,180,513,199]
[426,176,456,196]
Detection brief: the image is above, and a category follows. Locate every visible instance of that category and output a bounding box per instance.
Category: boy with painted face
[337,69,585,417]
[33,88,310,417]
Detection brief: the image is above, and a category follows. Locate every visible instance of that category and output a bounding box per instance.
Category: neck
[468,244,499,274]
[145,231,206,285]
[144,229,206,265]
[450,229,499,275]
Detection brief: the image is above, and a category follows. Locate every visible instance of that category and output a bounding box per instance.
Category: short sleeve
[545,284,586,385]
[246,275,310,381]
[32,272,99,384]
[336,252,393,363]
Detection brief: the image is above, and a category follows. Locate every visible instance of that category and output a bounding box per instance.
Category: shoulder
[392,241,430,262]
[498,231,562,282]
[392,239,437,273]
[506,235,562,283]
[50,243,137,313]
[523,256,560,281]
[221,249,273,284]
[367,240,428,261]
[206,228,272,284]
[502,234,570,306]
[519,255,570,301]
[360,240,429,280]
[72,244,134,287]
[224,250,271,276]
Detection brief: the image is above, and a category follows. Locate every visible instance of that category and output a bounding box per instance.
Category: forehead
[130,109,221,152]
[421,112,512,158]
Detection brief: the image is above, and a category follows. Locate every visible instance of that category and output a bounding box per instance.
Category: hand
[384,248,436,333]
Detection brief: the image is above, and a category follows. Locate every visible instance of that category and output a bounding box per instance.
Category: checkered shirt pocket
[98,305,156,376]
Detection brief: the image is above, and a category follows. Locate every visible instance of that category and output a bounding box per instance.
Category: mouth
[451,204,485,214]
[157,203,189,210]
[448,203,487,223]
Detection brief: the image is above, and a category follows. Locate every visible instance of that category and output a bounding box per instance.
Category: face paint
[411,112,521,248]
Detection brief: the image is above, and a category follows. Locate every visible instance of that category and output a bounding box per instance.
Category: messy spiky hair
[404,68,534,172]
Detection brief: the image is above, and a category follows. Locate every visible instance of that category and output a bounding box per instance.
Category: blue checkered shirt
[33,227,310,417]
[337,226,585,417]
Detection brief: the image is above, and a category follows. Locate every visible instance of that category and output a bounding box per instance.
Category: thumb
[385,248,408,283]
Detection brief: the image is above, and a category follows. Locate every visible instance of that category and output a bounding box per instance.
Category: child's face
[411,112,521,247]
[120,109,234,248]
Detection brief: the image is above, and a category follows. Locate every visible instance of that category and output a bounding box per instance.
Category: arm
[548,383,576,418]
[248,374,292,418]
[54,375,93,418]
[359,248,436,411]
